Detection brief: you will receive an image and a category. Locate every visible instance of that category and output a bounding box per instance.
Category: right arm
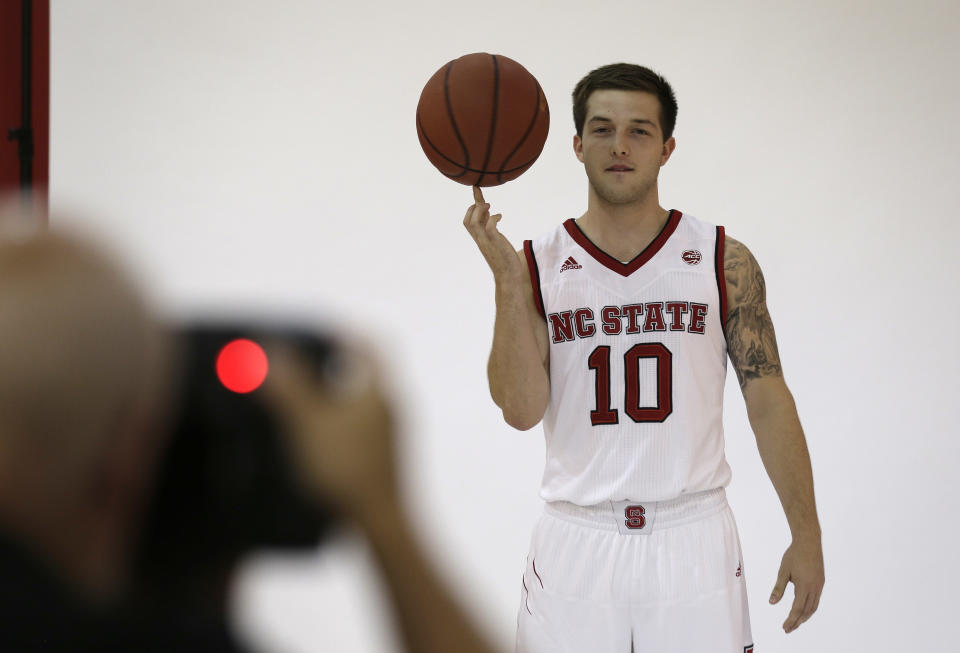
[463,186,549,431]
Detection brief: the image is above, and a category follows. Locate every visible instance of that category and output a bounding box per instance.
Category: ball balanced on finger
[416,52,550,187]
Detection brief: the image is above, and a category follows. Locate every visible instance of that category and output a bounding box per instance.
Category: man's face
[574,89,675,206]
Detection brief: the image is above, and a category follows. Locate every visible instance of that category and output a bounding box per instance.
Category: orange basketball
[416,52,550,187]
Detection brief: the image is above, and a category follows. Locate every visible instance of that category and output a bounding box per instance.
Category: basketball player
[462,64,824,652]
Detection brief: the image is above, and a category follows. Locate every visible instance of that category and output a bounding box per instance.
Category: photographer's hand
[264,342,498,653]
[264,343,396,517]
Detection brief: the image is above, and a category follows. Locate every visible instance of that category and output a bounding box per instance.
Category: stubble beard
[586,165,658,207]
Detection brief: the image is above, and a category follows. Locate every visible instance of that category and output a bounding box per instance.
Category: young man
[463,63,824,652]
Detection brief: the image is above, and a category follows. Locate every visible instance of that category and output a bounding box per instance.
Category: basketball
[416,52,550,187]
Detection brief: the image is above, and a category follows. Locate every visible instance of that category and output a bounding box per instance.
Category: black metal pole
[19,0,34,191]
[6,0,34,212]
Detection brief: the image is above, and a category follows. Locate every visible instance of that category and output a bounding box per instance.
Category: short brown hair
[572,63,678,141]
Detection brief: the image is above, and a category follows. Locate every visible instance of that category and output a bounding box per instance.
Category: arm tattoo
[724,237,783,390]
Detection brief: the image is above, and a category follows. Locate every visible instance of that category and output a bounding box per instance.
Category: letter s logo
[624,505,646,530]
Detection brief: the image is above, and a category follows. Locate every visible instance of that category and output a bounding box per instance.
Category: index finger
[783,589,807,632]
[473,185,485,204]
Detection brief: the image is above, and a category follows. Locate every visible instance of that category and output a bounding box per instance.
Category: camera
[134,321,340,592]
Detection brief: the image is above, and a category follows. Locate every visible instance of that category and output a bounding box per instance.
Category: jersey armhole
[523,240,546,320]
[714,226,729,336]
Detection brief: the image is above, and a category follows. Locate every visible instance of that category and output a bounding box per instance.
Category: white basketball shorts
[515,488,754,653]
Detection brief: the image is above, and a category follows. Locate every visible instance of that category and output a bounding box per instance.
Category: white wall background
[50,0,959,651]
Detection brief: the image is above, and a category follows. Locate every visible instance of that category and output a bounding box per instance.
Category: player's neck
[577,190,671,263]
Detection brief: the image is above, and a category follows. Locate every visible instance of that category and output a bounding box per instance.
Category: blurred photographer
[0,209,497,653]
[0,217,175,651]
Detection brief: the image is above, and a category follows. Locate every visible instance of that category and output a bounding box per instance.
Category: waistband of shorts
[544,487,728,532]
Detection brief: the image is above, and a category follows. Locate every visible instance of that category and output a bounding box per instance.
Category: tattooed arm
[724,236,824,634]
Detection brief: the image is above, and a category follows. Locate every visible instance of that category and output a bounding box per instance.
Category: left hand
[769,537,825,633]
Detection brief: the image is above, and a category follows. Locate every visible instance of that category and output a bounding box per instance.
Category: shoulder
[724,235,761,284]
[528,221,571,248]
[723,234,755,267]
[722,235,769,314]
[525,221,576,275]
[675,211,718,237]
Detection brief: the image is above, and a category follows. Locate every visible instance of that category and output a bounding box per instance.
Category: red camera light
[216,338,268,393]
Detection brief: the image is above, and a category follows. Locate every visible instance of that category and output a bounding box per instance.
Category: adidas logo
[560,256,582,272]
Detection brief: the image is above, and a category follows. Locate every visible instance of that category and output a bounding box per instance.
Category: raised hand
[462,186,524,282]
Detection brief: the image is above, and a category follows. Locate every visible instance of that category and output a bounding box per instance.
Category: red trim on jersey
[715,226,729,333]
[523,240,546,320]
[562,210,682,277]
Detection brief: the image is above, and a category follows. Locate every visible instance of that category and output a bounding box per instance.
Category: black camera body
[135,322,339,590]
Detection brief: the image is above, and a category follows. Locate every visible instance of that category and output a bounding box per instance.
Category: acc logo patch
[681,249,702,265]
[744,646,754,653]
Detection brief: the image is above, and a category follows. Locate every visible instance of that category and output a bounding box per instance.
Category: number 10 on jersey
[587,343,672,425]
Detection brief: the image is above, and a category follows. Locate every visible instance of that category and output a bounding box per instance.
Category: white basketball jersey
[523,211,732,505]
